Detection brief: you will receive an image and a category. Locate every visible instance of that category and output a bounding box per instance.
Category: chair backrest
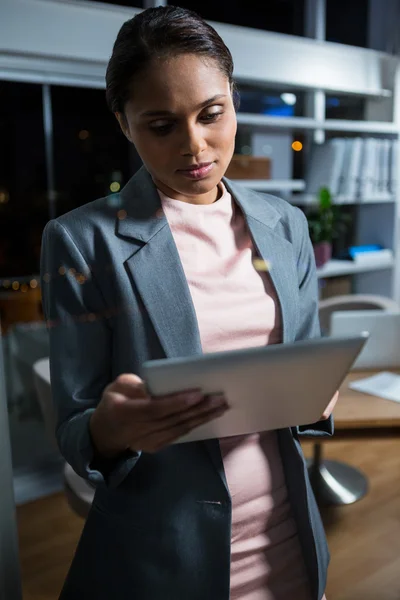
[32,358,57,450]
[32,358,95,516]
[319,294,400,336]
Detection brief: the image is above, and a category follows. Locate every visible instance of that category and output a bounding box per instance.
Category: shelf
[317,257,394,279]
[236,113,400,135]
[323,120,399,134]
[233,179,305,192]
[292,194,396,206]
[358,196,397,204]
[236,114,319,130]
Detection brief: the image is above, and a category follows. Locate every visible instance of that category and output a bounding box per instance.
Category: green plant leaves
[307,186,351,244]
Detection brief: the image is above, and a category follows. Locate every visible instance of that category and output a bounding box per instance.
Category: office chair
[32,358,94,519]
[307,294,400,506]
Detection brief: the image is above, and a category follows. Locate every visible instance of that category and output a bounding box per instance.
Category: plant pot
[313,241,332,268]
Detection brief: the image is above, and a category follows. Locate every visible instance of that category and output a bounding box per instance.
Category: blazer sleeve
[40,219,141,489]
[292,208,334,438]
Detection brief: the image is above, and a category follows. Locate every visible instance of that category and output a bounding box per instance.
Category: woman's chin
[173,172,222,194]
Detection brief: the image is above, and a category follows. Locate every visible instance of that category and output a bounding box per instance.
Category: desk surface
[335,369,400,429]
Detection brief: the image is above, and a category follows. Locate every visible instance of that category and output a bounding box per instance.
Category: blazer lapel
[117,168,228,490]
[117,168,203,359]
[244,219,298,344]
[224,178,299,344]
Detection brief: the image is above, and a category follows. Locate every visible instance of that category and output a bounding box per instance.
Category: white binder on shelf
[390,139,398,196]
[359,138,377,200]
[370,139,393,202]
[339,137,363,201]
[351,248,394,265]
[305,138,347,198]
[380,139,391,198]
[374,139,383,195]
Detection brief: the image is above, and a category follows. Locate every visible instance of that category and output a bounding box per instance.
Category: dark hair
[105,5,239,113]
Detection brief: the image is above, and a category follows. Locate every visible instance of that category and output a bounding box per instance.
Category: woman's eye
[202,111,224,122]
[149,122,174,136]
[148,111,224,136]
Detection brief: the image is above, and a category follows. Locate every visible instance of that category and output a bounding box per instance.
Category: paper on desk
[349,372,400,404]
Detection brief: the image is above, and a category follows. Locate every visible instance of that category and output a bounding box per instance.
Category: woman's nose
[180,124,207,157]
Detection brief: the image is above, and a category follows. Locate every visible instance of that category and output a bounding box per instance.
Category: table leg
[307,442,369,505]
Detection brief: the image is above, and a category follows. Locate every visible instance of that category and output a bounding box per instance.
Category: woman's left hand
[320,390,339,420]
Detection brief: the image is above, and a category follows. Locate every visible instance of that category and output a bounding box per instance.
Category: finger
[321,391,339,420]
[108,389,210,423]
[110,377,149,399]
[106,391,150,413]
[148,390,231,422]
[115,373,146,387]
[143,403,229,452]
[152,387,205,402]
[140,389,206,420]
[149,393,228,430]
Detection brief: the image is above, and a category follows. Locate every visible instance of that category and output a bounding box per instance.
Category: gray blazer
[41,167,333,600]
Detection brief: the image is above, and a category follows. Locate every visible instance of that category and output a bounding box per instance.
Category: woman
[41,6,335,600]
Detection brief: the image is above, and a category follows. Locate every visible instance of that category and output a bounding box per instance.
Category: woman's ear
[115,112,132,142]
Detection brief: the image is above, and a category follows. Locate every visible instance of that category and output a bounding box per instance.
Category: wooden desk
[333,368,400,437]
[307,368,400,504]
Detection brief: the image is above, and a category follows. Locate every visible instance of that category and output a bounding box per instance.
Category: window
[0,81,47,278]
[51,86,140,217]
[325,95,366,121]
[326,0,369,48]
[176,0,305,35]
[237,84,306,117]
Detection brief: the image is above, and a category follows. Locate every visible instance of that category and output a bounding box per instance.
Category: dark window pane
[326,0,369,48]
[237,84,305,117]
[326,95,366,120]
[0,81,47,278]
[51,86,141,217]
[176,0,305,35]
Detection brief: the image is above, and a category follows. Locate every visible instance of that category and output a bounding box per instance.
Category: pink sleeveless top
[159,183,325,600]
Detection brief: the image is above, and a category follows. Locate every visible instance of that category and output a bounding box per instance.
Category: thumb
[114,373,149,398]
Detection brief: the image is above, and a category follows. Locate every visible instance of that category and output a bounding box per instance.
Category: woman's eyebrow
[140,94,227,118]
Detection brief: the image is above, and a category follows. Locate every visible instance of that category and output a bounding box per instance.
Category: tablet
[141,334,368,444]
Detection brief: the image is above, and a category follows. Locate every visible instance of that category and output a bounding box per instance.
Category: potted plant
[306,187,351,268]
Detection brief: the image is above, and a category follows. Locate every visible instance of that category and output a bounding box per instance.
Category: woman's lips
[177,162,214,180]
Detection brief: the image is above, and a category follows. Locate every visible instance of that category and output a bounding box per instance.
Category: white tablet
[141,334,368,444]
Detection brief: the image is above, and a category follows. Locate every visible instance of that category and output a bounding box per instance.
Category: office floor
[9,411,53,469]
[16,438,400,600]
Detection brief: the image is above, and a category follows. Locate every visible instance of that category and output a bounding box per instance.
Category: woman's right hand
[89,373,229,458]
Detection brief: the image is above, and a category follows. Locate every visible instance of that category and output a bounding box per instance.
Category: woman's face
[117,54,237,205]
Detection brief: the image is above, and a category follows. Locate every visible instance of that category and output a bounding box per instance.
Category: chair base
[63,463,95,519]
[307,459,368,506]
[64,477,92,519]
